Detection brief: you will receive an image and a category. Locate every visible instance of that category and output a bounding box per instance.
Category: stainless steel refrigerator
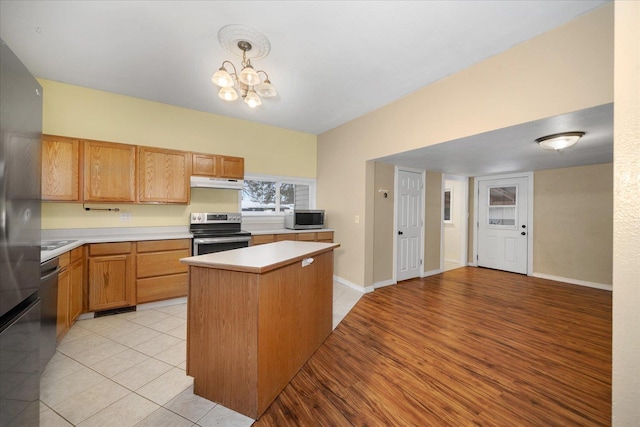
[0,38,43,427]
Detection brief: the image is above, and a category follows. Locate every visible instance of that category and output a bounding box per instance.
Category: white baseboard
[422,268,442,278]
[334,275,373,293]
[374,279,396,289]
[531,273,612,291]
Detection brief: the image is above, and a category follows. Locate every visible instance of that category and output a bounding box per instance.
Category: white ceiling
[0,0,613,176]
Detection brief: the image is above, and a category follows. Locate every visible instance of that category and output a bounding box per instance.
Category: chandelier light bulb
[256,79,277,98]
[212,67,234,87]
[218,86,238,101]
[244,89,262,108]
[238,64,261,86]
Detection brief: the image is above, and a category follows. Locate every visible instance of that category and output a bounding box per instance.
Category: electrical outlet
[120,212,132,222]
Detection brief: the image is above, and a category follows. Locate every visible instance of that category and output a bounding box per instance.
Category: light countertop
[41,226,192,262]
[246,228,333,235]
[180,240,340,274]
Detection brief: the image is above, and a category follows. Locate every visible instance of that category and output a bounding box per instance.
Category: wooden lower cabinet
[88,243,135,312]
[56,247,84,340]
[136,239,190,303]
[251,231,333,246]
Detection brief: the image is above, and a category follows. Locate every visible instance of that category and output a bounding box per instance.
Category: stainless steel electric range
[189,212,251,256]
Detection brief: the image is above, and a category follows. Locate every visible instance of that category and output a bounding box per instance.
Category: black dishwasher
[40,257,59,372]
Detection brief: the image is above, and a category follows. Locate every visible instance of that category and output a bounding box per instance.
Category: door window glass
[488,186,517,226]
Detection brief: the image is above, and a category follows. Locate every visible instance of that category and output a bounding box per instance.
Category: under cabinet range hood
[190,176,244,190]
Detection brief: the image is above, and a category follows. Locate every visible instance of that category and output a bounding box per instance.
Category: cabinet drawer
[296,232,317,241]
[58,251,71,269]
[252,234,275,245]
[137,239,191,253]
[70,246,84,263]
[89,242,132,256]
[276,234,297,242]
[316,231,334,242]
[137,249,190,279]
[137,273,188,304]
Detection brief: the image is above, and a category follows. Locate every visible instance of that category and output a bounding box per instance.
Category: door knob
[398,231,403,235]
[521,224,526,228]
[521,231,526,236]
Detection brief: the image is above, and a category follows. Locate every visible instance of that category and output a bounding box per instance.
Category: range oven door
[193,236,251,256]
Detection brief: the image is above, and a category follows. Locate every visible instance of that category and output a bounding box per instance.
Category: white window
[242,174,316,215]
[444,188,453,223]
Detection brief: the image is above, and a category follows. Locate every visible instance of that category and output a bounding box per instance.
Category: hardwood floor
[253,267,612,426]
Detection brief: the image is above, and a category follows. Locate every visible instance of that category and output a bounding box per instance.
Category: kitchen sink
[41,240,78,251]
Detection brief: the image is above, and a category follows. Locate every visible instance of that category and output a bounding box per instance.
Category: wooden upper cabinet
[84,140,136,202]
[192,152,244,179]
[41,135,82,201]
[220,155,244,179]
[192,153,219,177]
[138,147,191,204]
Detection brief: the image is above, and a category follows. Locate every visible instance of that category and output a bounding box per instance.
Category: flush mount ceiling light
[535,131,585,151]
[211,25,277,109]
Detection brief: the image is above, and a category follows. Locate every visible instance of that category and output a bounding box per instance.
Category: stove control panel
[190,212,242,224]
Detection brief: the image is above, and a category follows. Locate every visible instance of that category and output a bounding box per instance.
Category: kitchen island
[180,240,340,419]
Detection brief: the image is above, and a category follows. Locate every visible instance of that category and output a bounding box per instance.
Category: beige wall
[533,163,613,285]
[318,4,613,288]
[424,171,442,272]
[373,162,395,285]
[443,178,467,266]
[613,1,640,424]
[39,80,317,229]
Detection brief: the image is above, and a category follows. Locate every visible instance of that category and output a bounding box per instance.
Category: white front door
[477,176,529,274]
[397,169,423,281]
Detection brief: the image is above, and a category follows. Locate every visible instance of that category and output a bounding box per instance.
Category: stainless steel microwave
[284,210,325,230]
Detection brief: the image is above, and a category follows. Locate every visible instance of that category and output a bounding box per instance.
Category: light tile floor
[40,281,362,426]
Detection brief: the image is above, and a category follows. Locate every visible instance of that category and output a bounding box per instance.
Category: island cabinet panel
[87,243,135,311]
[138,147,190,204]
[136,239,190,303]
[41,135,82,201]
[84,140,136,202]
[188,268,259,415]
[186,245,334,419]
[257,250,334,413]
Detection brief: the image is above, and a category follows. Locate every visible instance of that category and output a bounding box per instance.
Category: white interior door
[477,176,529,274]
[397,169,423,281]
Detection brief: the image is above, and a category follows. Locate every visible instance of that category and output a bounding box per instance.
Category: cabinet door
[56,268,70,339]
[192,153,219,177]
[219,156,244,179]
[138,147,190,203]
[88,254,135,311]
[42,135,81,201]
[69,259,84,322]
[84,140,136,202]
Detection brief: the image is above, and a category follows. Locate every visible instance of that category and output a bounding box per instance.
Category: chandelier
[211,25,277,108]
